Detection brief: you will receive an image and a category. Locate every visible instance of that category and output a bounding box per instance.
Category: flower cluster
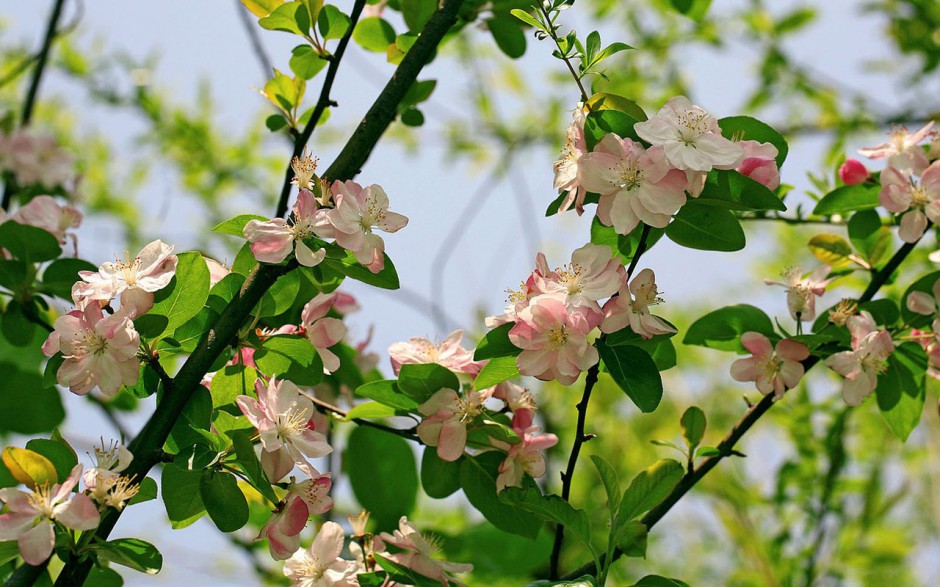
[0,128,75,190]
[2,195,83,252]
[244,150,407,273]
[731,332,809,399]
[824,312,894,406]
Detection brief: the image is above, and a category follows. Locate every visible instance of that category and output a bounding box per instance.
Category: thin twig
[535,3,590,105]
[275,0,369,218]
[234,0,274,80]
[303,393,420,441]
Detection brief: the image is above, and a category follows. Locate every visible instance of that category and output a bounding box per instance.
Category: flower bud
[838,158,870,185]
[348,509,370,537]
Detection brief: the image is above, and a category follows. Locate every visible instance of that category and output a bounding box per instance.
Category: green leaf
[128,476,158,506]
[211,214,267,237]
[876,342,926,441]
[257,270,301,317]
[229,428,279,504]
[848,209,890,266]
[346,401,399,420]
[401,0,435,31]
[289,44,328,79]
[242,0,285,18]
[148,252,210,338]
[631,576,690,587]
[617,459,683,522]
[813,184,880,216]
[266,114,289,131]
[323,246,399,289]
[666,203,746,252]
[488,16,526,59]
[583,109,643,148]
[590,216,632,265]
[586,93,647,122]
[401,80,437,108]
[318,4,351,39]
[615,520,648,557]
[0,220,61,262]
[94,538,163,575]
[398,363,460,403]
[858,299,899,328]
[0,364,64,434]
[400,108,425,127]
[209,364,258,408]
[200,471,250,532]
[259,2,306,35]
[374,554,442,587]
[345,426,418,530]
[162,464,207,529]
[421,448,462,499]
[40,258,97,299]
[353,17,395,52]
[717,115,788,167]
[84,566,123,587]
[2,301,35,347]
[459,452,542,539]
[590,455,622,516]
[474,323,521,360]
[355,380,420,411]
[2,446,58,488]
[253,335,323,386]
[808,233,853,267]
[474,356,520,389]
[683,304,775,352]
[680,406,706,452]
[0,259,30,294]
[500,486,596,556]
[510,8,544,31]
[0,541,21,566]
[165,386,212,454]
[696,170,786,212]
[597,341,663,413]
[24,438,76,483]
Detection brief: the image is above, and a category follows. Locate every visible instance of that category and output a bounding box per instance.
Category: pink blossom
[42,304,140,397]
[284,521,359,586]
[416,388,489,462]
[735,140,780,190]
[289,464,334,516]
[332,291,360,314]
[824,311,894,406]
[82,439,133,493]
[730,332,809,399]
[492,410,558,491]
[73,239,178,316]
[879,161,940,243]
[509,295,601,385]
[379,517,473,586]
[533,244,624,310]
[0,129,75,188]
[839,158,871,185]
[236,378,333,482]
[485,267,549,328]
[601,268,676,339]
[300,293,348,374]
[0,465,99,565]
[325,180,407,273]
[244,189,330,267]
[578,133,688,235]
[261,497,308,561]
[633,96,743,172]
[911,328,940,380]
[764,265,833,322]
[11,195,82,250]
[858,122,934,174]
[388,329,482,380]
[553,106,589,214]
[204,257,231,286]
[906,278,940,320]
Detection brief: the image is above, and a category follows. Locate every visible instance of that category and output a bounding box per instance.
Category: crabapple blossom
[324,180,407,273]
[879,161,940,243]
[492,410,558,491]
[633,95,743,172]
[509,295,601,385]
[485,268,546,328]
[839,158,871,185]
[388,329,482,379]
[0,465,99,566]
[42,304,140,397]
[262,497,309,561]
[236,378,333,482]
[283,521,359,586]
[730,332,809,399]
[601,268,677,339]
[83,439,133,497]
[735,140,780,190]
[553,105,588,214]
[244,189,329,267]
[73,239,178,316]
[533,243,624,310]
[289,464,334,516]
[301,293,348,373]
[204,257,231,286]
[827,298,858,327]
[764,265,833,322]
[906,277,940,321]
[0,129,75,188]
[379,517,473,586]
[911,328,940,380]
[578,133,688,234]
[416,387,490,462]
[858,121,933,174]
[290,147,319,191]
[11,195,82,249]
[824,311,895,406]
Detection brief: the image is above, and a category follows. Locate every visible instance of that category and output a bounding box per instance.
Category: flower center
[114,251,142,286]
[275,405,310,441]
[453,393,484,423]
[291,149,319,190]
[73,328,109,357]
[547,324,568,350]
[291,215,316,240]
[677,108,710,144]
[361,197,386,232]
[93,440,120,469]
[556,263,583,295]
[616,160,644,190]
[27,485,55,519]
[633,282,663,311]
[911,185,930,208]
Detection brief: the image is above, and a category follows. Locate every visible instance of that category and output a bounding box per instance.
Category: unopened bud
[348,509,370,537]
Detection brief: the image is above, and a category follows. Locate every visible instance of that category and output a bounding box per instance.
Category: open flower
[262,497,309,561]
[73,239,178,316]
[533,244,624,310]
[0,465,99,565]
[41,304,140,397]
[416,388,489,462]
[824,311,894,406]
[83,439,133,493]
[764,265,832,322]
[300,293,347,374]
[735,140,780,190]
[244,189,329,267]
[325,180,407,273]
[858,121,934,174]
[578,134,688,235]
[509,295,601,385]
[730,332,809,399]
[879,161,940,243]
[493,410,558,491]
[906,277,940,322]
[633,95,743,172]
[379,517,473,586]
[601,268,676,339]
[283,521,359,586]
[236,378,333,482]
[553,106,588,214]
[11,195,83,251]
[389,330,482,380]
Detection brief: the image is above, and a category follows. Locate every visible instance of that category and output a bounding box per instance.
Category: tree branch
[275,0,369,218]
[234,0,274,80]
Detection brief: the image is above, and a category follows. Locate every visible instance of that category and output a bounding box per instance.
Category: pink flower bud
[838,158,870,185]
